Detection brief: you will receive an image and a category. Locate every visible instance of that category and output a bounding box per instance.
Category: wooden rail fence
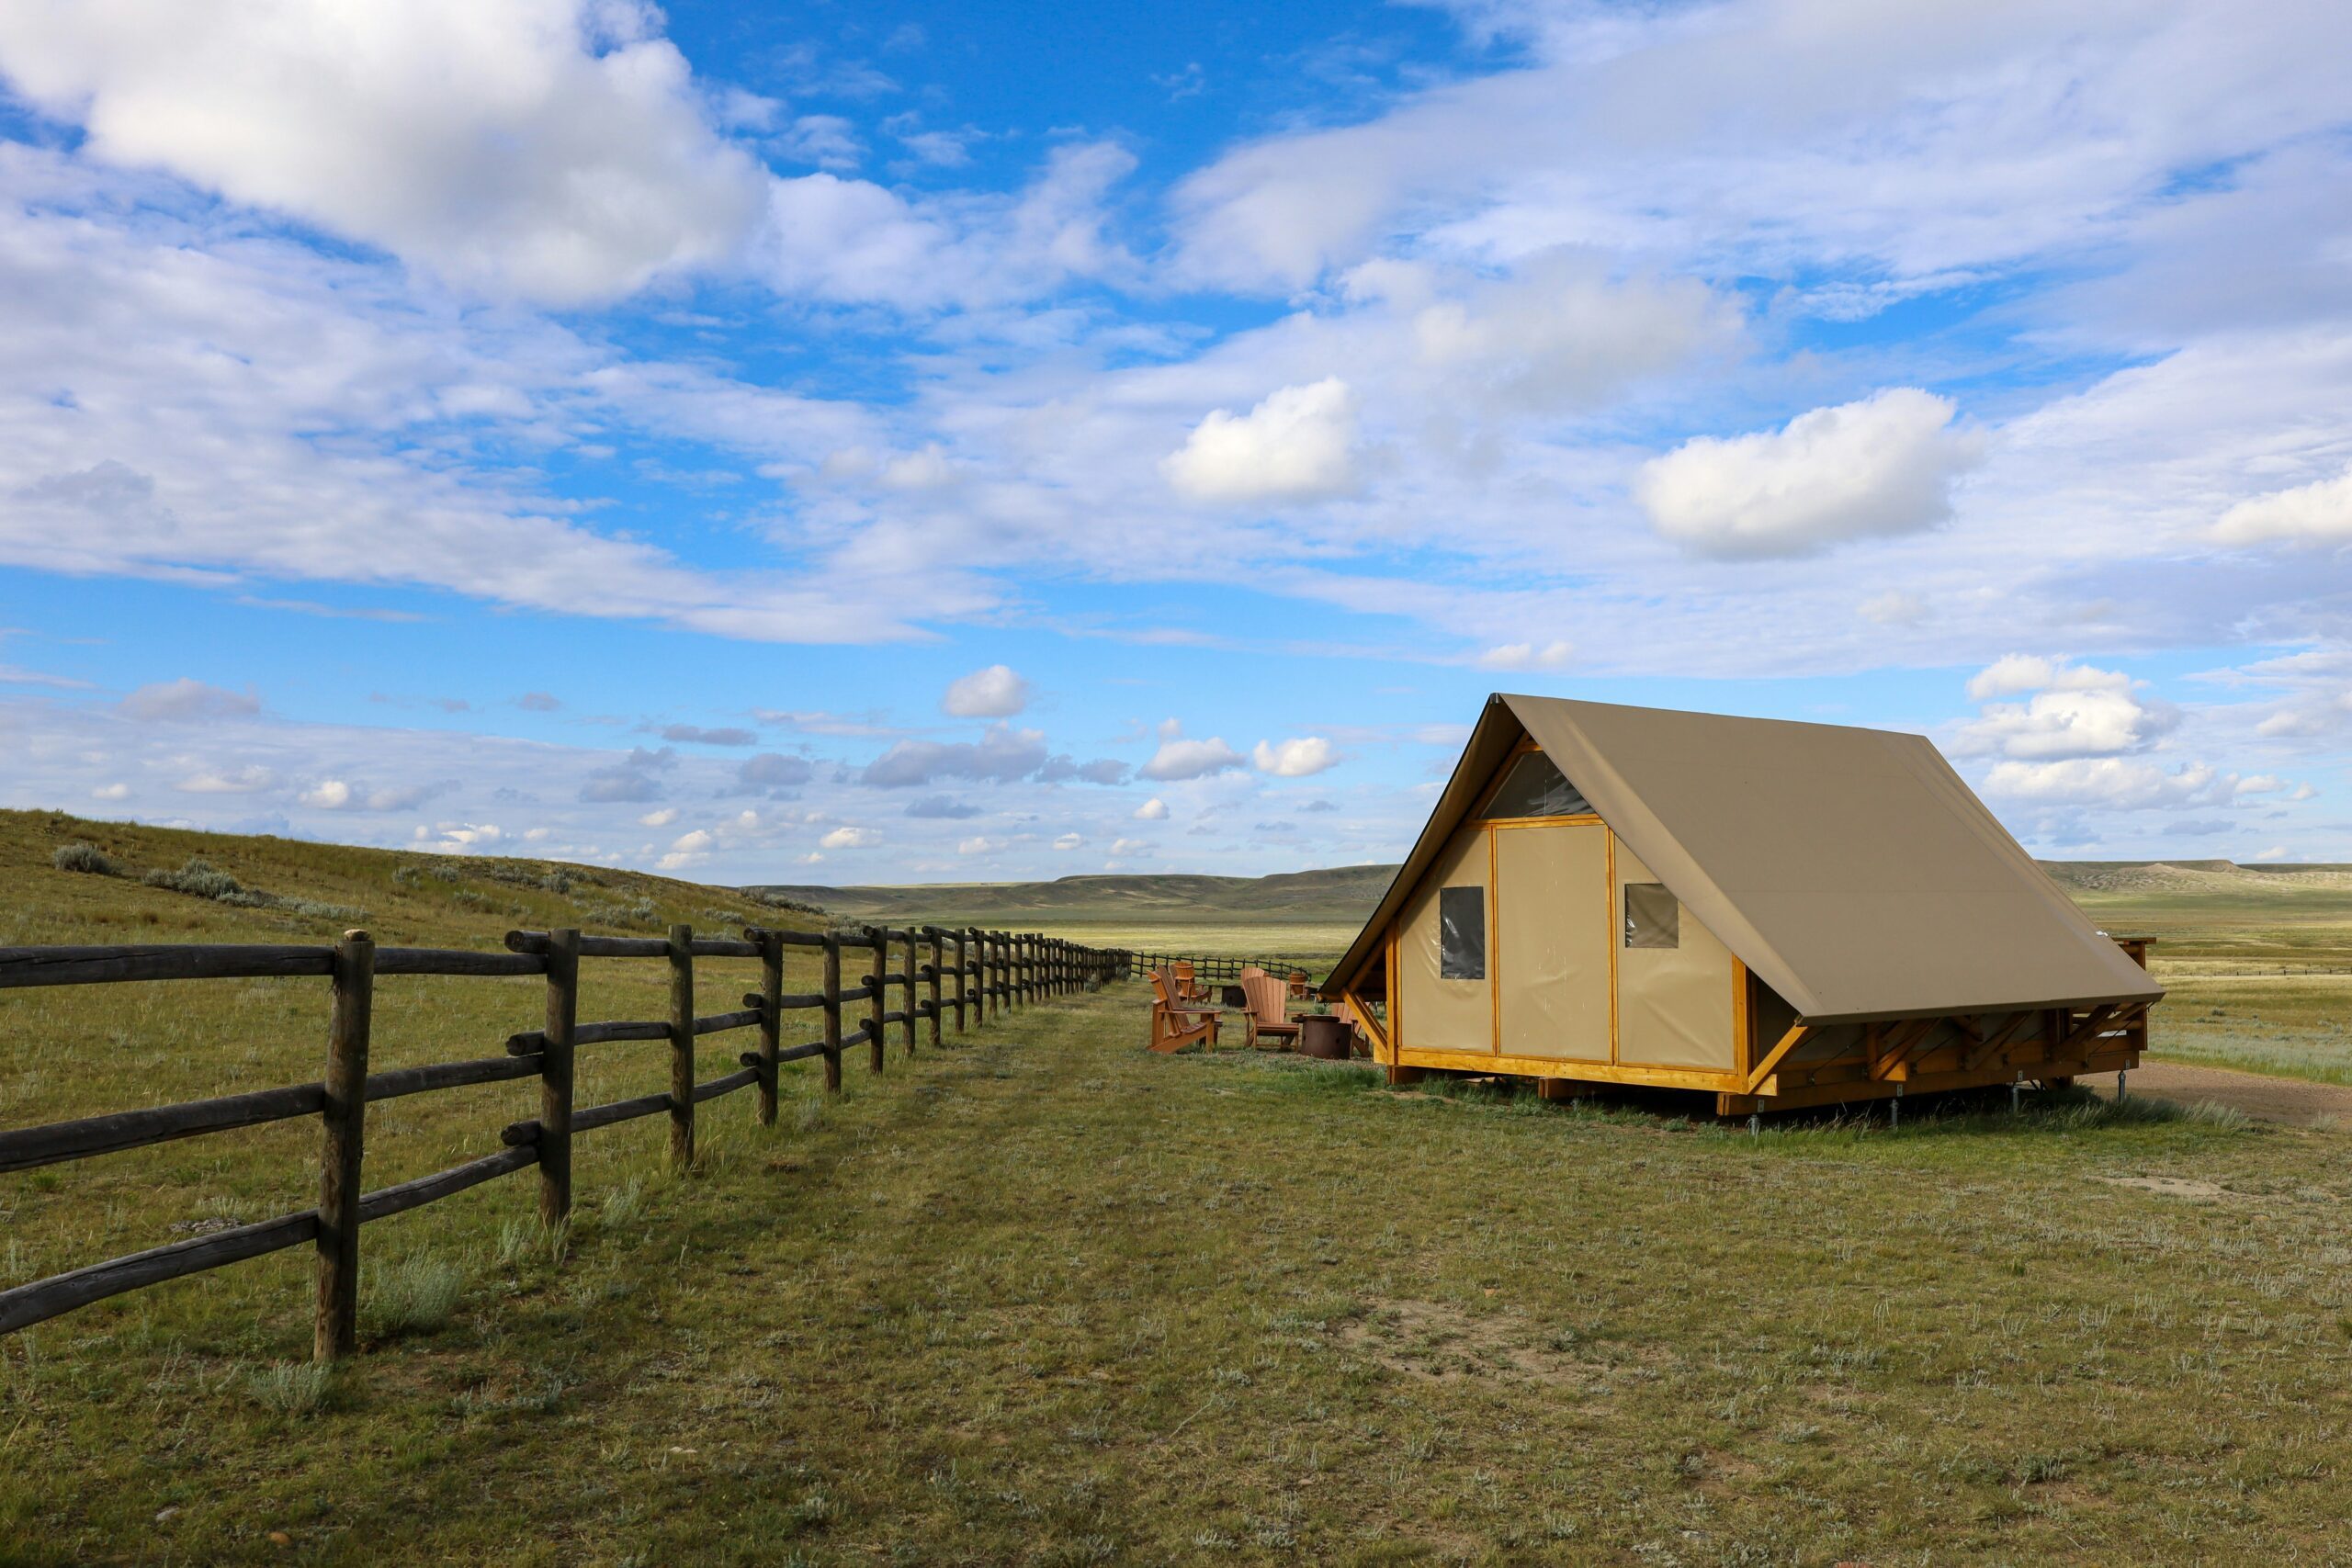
[0,924,1128,1359]
[1125,952,1327,987]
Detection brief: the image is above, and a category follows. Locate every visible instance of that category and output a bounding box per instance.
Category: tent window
[1480,751,1591,818]
[1439,886,1486,979]
[1624,884,1679,949]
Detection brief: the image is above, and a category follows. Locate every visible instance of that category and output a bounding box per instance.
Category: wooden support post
[926,927,944,1048]
[756,929,782,1125]
[820,932,843,1093]
[953,929,968,1032]
[899,928,918,1056]
[667,922,695,1169]
[314,928,374,1362]
[864,926,887,1073]
[538,927,580,1228]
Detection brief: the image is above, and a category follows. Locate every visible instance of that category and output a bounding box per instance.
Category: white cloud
[1109,837,1150,855]
[1476,640,1574,672]
[175,764,277,794]
[942,663,1030,718]
[119,678,260,722]
[1860,592,1926,626]
[2214,465,2352,546]
[956,835,996,855]
[1251,737,1343,778]
[1160,378,1360,504]
[1138,722,1247,781]
[1637,389,1983,558]
[90,782,130,801]
[0,0,765,305]
[1954,657,2176,760]
[1982,758,2236,810]
[1052,832,1083,851]
[819,826,878,850]
[657,827,716,868]
[1132,797,1169,820]
[639,807,679,827]
[862,724,1047,787]
[300,779,353,809]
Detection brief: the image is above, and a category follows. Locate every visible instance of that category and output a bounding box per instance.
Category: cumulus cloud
[1132,797,1169,820]
[2213,465,2352,545]
[119,678,260,722]
[91,782,130,801]
[1052,832,1083,851]
[1138,720,1246,781]
[1982,758,2238,810]
[0,0,765,305]
[1954,657,2177,760]
[300,777,447,811]
[905,795,979,818]
[942,663,1030,717]
[1636,389,1983,558]
[1160,378,1360,504]
[736,753,814,794]
[861,723,1048,787]
[1251,737,1343,777]
[579,746,674,803]
[639,807,678,827]
[820,825,878,850]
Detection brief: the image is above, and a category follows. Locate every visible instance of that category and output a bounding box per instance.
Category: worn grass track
[6,986,2352,1563]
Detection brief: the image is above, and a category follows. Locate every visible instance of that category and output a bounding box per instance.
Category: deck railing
[0,925,1126,1359]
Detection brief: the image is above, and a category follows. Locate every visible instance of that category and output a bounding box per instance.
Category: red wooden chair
[1148,970,1221,1053]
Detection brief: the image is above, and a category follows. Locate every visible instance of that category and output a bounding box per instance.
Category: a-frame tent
[1320,694,2162,1112]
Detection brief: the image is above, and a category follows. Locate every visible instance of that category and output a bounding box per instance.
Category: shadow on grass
[1194,1047,2256,1145]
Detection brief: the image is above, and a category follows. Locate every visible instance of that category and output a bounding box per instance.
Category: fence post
[953,928,968,1032]
[756,929,781,1126]
[668,922,695,1169]
[926,927,944,1049]
[820,932,843,1094]
[899,929,918,1057]
[539,928,579,1230]
[863,926,887,1073]
[314,928,374,1362]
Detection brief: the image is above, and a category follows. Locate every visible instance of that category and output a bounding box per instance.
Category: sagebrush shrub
[51,841,120,875]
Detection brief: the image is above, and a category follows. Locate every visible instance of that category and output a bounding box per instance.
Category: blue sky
[2,0,2350,881]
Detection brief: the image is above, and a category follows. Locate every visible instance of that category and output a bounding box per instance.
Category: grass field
[6,815,2352,1561]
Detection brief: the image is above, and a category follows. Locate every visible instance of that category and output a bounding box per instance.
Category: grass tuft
[246,1361,334,1417]
[362,1250,469,1337]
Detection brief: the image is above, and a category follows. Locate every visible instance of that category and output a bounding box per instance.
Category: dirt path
[2096,1059,2352,1126]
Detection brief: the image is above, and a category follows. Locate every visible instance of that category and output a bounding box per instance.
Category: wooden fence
[1125,952,1328,987]
[0,924,1127,1359]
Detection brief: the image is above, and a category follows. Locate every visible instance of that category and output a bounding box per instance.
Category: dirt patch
[2095,1061,2352,1127]
[2096,1175,2239,1201]
[1333,1298,1621,1390]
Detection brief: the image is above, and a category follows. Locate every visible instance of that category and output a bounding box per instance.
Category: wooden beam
[1868,1017,1940,1081]
[2056,1003,2120,1055]
[1743,1022,1815,1094]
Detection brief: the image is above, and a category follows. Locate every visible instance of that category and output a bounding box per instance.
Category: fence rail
[1125,952,1329,987]
[0,923,1128,1353]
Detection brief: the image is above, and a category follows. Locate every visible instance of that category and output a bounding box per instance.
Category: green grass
[6,993,2350,1562]
[7,815,2352,1560]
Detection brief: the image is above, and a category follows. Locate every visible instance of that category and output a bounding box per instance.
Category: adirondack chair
[1286,970,1309,1001]
[1236,966,1301,1051]
[1170,960,1209,1004]
[1148,969,1221,1053]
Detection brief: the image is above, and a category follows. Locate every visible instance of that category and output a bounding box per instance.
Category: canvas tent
[1320,694,2162,1113]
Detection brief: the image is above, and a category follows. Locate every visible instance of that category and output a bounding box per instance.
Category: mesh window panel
[1624,883,1679,949]
[1481,751,1592,818]
[1439,886,1487,979]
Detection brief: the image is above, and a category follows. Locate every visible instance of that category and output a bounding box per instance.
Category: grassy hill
[752,863,1396,924]
[0,807,825,953]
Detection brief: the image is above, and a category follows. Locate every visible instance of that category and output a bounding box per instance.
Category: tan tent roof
[1327,694,2162,1025]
